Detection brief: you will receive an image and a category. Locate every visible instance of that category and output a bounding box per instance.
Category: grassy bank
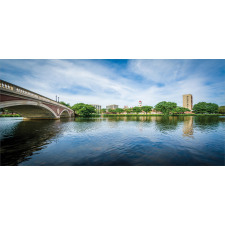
[103,114,163,117]
[103,114,224,117]
[0,114,21,117]
[191,114,224,116]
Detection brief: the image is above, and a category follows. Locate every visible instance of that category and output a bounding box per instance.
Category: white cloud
[128,59,188,83]
[1,59,225,107]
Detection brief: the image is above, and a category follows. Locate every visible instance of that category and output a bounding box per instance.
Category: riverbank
[1,114,223,118]
[102,114,224,117]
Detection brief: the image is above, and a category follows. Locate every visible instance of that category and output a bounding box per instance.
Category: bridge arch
[60,109,70,118]
[0,100,59,119]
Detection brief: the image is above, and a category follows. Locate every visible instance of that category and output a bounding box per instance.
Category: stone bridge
[0,80,75,119]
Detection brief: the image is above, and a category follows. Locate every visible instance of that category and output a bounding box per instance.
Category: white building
[91,104,101,113]
[106,104,119,110]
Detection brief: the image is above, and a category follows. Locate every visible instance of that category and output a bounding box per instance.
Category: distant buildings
[103,95,194,114]
[91,104,101,113]
[183,94,193,110]
[106,104,119,110]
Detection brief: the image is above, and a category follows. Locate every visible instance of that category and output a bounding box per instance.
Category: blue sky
[1,59,225,107]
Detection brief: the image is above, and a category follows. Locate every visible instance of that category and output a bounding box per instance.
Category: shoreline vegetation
[102,114,224,117]
[0,114,21,117]
[0,114,224,118]
[68,101,224,118]
[1,102,224,118]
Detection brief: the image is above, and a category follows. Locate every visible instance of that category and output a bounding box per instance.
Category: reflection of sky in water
[1,116,225,166]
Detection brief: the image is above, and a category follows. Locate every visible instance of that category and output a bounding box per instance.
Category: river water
[0,116,224,166]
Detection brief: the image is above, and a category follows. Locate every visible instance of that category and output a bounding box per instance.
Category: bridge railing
[0,79,73,111]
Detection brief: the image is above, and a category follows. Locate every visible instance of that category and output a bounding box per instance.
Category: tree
[193,102,207,114]
[172,107,190,114]
[206,103,219,114]
[219,106,225,114]
[124,108,132,114]
[101,108,106,113]
[154,101,177,115]
[60,101,71,108]
[108,108,116,114]
[72,103,96,117]
[132,106,142,114]
[141,106,153,114]
[193,102,219,114]
[115,108,124,114]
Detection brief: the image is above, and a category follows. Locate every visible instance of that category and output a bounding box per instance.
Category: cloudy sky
[1,59,224,107]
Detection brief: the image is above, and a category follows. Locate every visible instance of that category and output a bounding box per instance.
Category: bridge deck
[0,79,74,119]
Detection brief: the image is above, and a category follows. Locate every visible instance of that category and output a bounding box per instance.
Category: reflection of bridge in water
[0,80,74,119]
[0,119,69,165]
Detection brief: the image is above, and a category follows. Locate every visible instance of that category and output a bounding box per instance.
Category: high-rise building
[138,101,142,107]
[106,104,119,110]
[183,94,193,110]
[91,104,101,113]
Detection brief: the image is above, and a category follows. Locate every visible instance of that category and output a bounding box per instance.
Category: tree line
[102,102,190,115]
[59,101,222,117]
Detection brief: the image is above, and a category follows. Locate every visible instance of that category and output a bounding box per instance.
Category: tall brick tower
[183,94,193,110]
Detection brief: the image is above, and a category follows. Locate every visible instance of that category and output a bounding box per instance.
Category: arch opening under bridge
[1,100,60,119]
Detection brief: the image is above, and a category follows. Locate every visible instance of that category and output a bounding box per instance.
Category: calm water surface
[0,116,224,166]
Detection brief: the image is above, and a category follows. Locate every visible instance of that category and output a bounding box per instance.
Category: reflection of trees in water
[106,116,155,130]
[194,116,221,131]
[106,116,194,134]
[1,119,67,166]
[74,117,103,132]
[106,116,154,122]
[155,116,181,132]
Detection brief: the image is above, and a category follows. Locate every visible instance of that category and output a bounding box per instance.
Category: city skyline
[1,59,224,107]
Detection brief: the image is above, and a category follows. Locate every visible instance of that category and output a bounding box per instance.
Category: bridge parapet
[0,79,72,111]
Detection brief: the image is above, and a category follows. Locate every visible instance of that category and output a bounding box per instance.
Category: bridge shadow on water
[0,118,74,166]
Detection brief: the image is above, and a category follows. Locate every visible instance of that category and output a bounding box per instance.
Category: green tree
[193,102,219,114]
[193,102,207,114]
[72,103,96,117]
[132,106,142,114]
[219,106,225,114]
[124,108,132,114]
[206,103,219,114]
[60,101,71,108]
[172,107,190,114]
[115,108,124,114]
[101,108,106,113]
[154,101,177,115]
[141,106,153,114]
[108,108,116,114]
